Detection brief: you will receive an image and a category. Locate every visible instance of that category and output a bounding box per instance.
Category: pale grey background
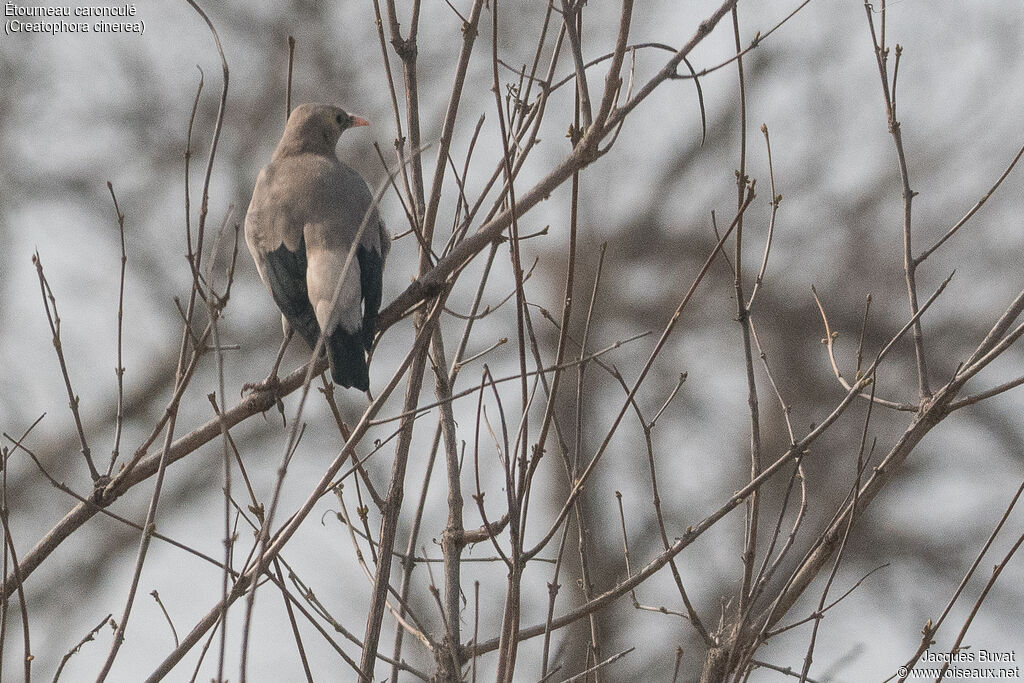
[1,0,1022,680]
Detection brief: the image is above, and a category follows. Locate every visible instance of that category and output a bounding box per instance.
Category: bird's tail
[327,327,370,391]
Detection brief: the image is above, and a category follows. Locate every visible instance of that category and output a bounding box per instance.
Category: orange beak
[350,115,370,128]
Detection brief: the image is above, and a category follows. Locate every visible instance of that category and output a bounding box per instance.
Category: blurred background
[1,0,1023,680]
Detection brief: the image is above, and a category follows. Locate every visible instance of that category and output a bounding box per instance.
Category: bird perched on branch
[245,103,390,391]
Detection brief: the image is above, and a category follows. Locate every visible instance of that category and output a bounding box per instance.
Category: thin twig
[864,2,930,399]
[51,613,111,683]
[106,182,128,479]
[32,253,100,482]
[150,591,180,648]
[811,286,918,411]
[560,647,635,682]
[915,144,1024,264]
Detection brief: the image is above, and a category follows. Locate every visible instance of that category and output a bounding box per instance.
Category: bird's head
[276,103,370,157]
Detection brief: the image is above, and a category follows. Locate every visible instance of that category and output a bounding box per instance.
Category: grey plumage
[245,103,390,391]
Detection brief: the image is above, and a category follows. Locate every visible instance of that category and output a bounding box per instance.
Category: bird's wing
[357,220,385,350]
[261,239,321,350]
[303,162,390,343]
[305,219,368,390]
[245,163,322,349]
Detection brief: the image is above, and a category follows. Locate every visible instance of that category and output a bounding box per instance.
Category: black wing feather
[263,240,321,351]
[357,242,384,352]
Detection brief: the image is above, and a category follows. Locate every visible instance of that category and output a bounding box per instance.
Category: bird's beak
[350,115,371,128]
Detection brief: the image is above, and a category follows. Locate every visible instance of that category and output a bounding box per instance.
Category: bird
[244,103,390,392]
